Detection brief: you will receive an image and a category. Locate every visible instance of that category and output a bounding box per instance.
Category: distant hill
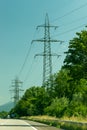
[0,102,14,112]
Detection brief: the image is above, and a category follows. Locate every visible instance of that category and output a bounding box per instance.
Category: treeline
[10,29,87,118]
[0,111,8,118]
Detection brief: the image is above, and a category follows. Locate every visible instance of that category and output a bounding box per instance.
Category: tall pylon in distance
[10,77,23,106]
[32,14,62,89]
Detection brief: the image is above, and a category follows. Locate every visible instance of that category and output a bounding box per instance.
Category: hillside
[0,102,14,112]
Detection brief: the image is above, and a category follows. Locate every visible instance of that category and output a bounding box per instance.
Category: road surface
[0,119,63,130]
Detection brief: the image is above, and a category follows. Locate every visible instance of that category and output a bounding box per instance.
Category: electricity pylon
[10,77,23,106]
[32,14,63,89]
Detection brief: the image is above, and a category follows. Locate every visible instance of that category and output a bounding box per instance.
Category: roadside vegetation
[21,115,87,130]
[9,28,87,129]
[0,111,8,118]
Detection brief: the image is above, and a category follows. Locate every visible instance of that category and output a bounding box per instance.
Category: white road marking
[0,119,38,130]
[23,121,38,130]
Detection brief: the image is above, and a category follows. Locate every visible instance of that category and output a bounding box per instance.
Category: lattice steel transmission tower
[32,14,62,89]
[10,77,23,106]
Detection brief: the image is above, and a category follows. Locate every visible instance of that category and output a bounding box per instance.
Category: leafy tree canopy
[63,29,87,81]
[10,28,87,118]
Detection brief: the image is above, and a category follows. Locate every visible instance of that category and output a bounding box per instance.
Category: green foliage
[10,29,87,119]
[65,93,87,117]
[60,122,87,130]
[0,111,8,118]
[45,97,69,117]
[26,116,87,130]
[63,30,87,80]
[53,69,71,98]
[11,86,51,117]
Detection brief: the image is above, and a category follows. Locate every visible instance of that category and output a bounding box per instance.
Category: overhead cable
[52,23,87,37]
[52,2,87,22]
[18,43,32,76]
[23,58,35,83]
[59,15,87,28]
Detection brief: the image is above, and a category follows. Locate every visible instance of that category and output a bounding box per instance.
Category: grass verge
[21,115,87,130]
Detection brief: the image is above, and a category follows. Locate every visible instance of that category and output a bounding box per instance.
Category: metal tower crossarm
[32,14,63,89]
[10,77,23,106]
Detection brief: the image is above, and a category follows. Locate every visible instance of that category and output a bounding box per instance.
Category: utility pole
[10,77,23,106]
[32,14,63,89]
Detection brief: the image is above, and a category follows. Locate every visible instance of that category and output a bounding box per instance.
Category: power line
[51,2,87,23]
[23,58,35,83]
[18,27,38,78]
[10,77,23,106]
[58,15,87,28]
[18,43,32,76]
[32,14,62,89]
[52,23,87,37]
[16,2,87,88]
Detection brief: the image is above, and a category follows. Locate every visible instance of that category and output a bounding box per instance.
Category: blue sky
[0,0,87,105]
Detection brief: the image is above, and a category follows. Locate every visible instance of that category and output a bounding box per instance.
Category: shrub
[44,97,69,117]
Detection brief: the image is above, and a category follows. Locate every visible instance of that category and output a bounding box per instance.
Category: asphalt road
[0,119,63,130]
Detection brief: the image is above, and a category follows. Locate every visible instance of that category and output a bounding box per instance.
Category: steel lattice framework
[10,77,23,106]
[32,14,62,89]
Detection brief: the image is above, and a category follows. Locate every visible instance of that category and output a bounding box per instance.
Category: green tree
[53,69,70,98]
[63,29,87,81]
[45,97,69,117]
[0,111,8,118]
[62,29,87,100]
[12,86,51,117]
[65,92,87,117]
